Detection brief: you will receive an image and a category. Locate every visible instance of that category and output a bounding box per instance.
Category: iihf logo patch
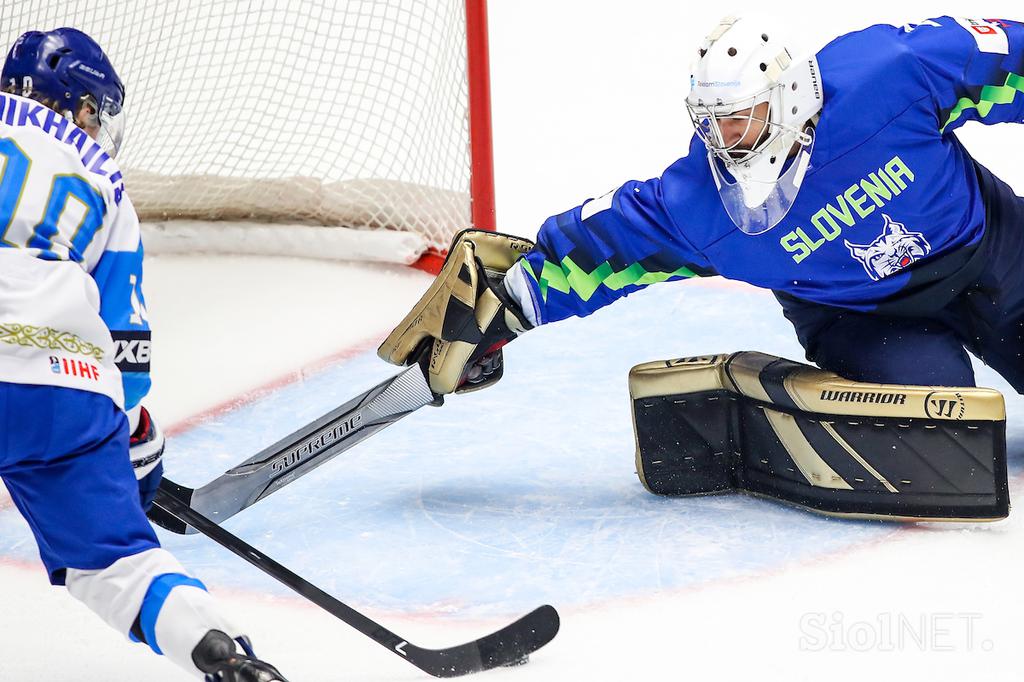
[47,355,100,381]
[844,214,931,281]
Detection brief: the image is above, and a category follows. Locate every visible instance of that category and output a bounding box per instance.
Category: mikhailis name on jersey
[0,92,125,204]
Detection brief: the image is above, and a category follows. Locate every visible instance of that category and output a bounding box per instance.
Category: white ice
[2,2,1024,681]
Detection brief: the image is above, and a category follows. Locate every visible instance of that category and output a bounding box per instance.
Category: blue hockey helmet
[2,28,126,157]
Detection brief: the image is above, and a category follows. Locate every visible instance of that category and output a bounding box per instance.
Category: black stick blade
[151,482,560,678]
[405,604,560,677]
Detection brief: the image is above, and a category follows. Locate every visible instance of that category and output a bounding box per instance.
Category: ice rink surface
[3,1,1024,681]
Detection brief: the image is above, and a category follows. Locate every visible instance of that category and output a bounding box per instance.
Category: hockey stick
[152,484,560,677]
[150,363,437,535]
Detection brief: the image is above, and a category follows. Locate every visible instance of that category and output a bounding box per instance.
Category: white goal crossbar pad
[141,221,426,265]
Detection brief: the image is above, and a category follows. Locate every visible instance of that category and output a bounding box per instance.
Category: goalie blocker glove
[379,230,535,395]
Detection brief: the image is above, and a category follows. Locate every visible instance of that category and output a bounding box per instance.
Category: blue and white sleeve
[899,17,1024,133]
[90,196,151,411]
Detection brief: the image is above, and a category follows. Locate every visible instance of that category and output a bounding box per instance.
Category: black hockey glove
[129,406,164,512]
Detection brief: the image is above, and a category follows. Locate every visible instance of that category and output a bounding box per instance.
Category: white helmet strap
[764,50,791,81]
[707,16,740,42]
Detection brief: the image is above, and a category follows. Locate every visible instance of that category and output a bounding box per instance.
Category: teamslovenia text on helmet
[2,27,126,157]
[686,16,823,235]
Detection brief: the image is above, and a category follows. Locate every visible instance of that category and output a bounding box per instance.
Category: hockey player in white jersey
[0,29,287,680]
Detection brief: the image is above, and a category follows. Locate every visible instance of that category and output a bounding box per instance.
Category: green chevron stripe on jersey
[529,257,699,302]
[941,72,1024,132]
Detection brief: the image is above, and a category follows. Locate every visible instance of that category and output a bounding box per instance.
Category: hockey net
[0,0,495,271]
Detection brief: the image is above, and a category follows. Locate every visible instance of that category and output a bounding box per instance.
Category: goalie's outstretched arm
[379,171,717,395]
[513,174,717,326]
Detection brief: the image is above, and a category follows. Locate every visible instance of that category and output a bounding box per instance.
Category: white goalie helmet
[686,16,823,234]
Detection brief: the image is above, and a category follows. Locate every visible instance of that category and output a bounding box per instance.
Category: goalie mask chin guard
[686,16,823,234]
[707,122,815,235]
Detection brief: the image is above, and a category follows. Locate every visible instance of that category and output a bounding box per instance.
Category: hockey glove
[193,630,289,682]
[129,405,164,512]
[378,229,535,396]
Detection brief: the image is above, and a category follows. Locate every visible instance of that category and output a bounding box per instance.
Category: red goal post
[0,0,496,274]
[415,0,495,273]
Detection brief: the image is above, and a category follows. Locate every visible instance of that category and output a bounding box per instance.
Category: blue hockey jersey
[514,17,1024,324]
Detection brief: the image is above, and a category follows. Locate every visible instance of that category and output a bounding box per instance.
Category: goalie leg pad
[630,352,1009,521]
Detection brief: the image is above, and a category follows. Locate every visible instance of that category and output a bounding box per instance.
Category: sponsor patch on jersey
[844,214,931,281]
[954,18,1009,54]
[111,330,151,373]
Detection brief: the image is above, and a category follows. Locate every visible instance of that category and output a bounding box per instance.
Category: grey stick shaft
[181,364,435,532]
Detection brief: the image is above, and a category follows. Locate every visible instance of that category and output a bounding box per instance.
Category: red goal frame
[413,0,496,274]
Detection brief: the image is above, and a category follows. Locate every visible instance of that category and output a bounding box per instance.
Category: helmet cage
[687,83,812,168]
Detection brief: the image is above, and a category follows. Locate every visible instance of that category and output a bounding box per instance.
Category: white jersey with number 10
[0,91,150,410]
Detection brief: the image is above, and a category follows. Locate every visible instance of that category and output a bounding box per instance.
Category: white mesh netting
[0,1,480,263]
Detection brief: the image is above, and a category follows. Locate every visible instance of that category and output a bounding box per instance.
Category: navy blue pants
[0,383,159,584]
[778,163,1024,393]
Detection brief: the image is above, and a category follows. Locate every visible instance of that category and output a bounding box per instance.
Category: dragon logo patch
[844,214,931,281]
